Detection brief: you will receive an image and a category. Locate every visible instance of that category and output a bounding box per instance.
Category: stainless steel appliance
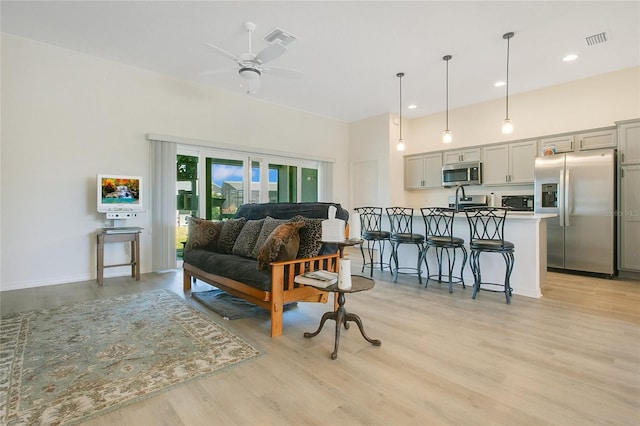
[534,148,616,275]
[442,162,482,187]
[502,195,534,211]
[448,194,488,211]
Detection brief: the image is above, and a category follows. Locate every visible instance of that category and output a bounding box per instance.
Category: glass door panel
[206,158,245,220]
[301,167,318,202]
[176,154,199,259]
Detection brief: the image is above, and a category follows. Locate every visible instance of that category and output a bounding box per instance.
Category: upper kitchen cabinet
[575,128,617,151]
[618,119,640,164]
[539,128,617,155]
[405,152,443,190]
[442,148,481,165]
[482,140,537,185]
[539,135,574,155]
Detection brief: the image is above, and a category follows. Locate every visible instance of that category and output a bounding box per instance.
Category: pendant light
[396,72,405,151]
[502,32,515,134]
[442,55,453,144]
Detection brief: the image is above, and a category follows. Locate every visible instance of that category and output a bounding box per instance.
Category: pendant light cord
[445,57,449,130]
[397,72,404,140]
[504,33,512,120]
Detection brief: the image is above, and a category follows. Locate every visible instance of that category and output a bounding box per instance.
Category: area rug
[191,289,297,320]
[0,289,261,426]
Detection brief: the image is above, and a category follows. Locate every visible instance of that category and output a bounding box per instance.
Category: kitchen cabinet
[539,135,574,155]
[442,148,481,165]
[482,140,536,185]
[618,120,640,164]
[404,152,442,189]
[576,128,617,151]
[618,119,640,272]
[619,164,640,272]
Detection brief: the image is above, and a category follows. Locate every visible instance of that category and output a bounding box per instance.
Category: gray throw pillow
[232,219,265,258]
[251,216,287,258]
[215,218,247,254]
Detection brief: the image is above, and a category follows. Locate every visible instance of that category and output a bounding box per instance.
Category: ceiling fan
[202,21,304,94]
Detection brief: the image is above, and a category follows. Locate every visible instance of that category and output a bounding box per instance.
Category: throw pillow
[256,221,304,269]
[185,217,223,251]
[215,218,247,254]
[232,219,265,258]
[251,216,288,258]
[290,215,324,258]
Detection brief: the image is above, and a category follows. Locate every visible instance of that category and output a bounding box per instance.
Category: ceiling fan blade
[262,66,304,80]
[255,43,286,64]
[205,42,241,64]
[199,67,236,77]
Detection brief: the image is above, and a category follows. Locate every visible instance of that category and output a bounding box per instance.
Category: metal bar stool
[386,207,425,283]
[354,207,390,277]
[420,207,468,293]
[463,207,515,304]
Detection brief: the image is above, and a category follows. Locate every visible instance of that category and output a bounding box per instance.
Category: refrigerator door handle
[565,169,571,227]
[558,169,565,227]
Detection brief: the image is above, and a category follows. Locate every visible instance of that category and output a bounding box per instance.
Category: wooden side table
[96,228,142,285]
[303,275,381,360]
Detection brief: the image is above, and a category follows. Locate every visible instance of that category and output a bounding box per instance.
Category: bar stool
[354,207,390,277]
[463,207,515,304]
[386,207,425,283]
[420,207,467,293]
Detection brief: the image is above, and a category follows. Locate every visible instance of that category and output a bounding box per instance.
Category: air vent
[585,31,608,46]
[263,27,297,46]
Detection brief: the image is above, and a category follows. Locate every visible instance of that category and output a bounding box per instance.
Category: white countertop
[408,210,556,221]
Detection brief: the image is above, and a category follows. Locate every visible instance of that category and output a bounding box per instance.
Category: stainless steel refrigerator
[534,148,616,275]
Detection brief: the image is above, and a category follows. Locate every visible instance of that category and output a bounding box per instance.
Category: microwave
[442,162,483,187]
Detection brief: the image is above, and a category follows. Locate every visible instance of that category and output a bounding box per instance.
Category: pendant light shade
[442,55,452,144]
[502,32,515,134]
[396,72,405,151]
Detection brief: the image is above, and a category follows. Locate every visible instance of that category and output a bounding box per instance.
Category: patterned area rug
[0,289,261,426]
[192,289,297,320]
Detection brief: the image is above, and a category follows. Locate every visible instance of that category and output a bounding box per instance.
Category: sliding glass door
[176,147,321,260]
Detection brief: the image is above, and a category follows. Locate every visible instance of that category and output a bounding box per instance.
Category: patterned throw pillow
[251,216,288,258]
[290,215,324,258]
[232,219,265,258]
[185,217,223,251]
[215,218,247,254]
[256,221,304,269]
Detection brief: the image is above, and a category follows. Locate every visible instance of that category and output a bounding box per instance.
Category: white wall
[0,34,349,290]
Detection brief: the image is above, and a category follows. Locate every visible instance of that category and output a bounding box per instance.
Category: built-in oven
[442,162,482,187]
[501,195,534,211]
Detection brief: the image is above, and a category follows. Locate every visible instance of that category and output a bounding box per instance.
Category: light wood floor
[2,252,639,426]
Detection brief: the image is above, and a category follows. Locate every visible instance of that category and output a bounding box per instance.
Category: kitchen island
[385,212,556,298]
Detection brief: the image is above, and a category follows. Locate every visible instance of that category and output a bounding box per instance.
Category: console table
[96,228,142,285]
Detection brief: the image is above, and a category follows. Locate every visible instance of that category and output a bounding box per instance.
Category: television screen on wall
[97,174,144,213]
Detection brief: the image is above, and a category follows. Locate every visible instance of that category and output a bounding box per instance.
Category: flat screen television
[97,174,144,213]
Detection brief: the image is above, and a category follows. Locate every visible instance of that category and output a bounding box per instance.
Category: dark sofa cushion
[184,250,272,292]
[235,202,349,221]
[232,219,264,258]
[215,218,246,254]
[257,220,304,269]
[185,217,223,251]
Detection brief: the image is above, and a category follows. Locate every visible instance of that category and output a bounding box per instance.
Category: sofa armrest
[268,253,340,337]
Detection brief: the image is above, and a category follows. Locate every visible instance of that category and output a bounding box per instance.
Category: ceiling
[2,1,639,122]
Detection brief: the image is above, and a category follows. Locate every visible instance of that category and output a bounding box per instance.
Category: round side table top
[318,275,374,294]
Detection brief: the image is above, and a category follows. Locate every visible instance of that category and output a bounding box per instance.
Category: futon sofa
[183,202,349,337]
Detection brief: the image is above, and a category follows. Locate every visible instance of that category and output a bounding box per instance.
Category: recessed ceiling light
[494,81,506,87]
[563,54,578,62]
[408,104,417,109]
